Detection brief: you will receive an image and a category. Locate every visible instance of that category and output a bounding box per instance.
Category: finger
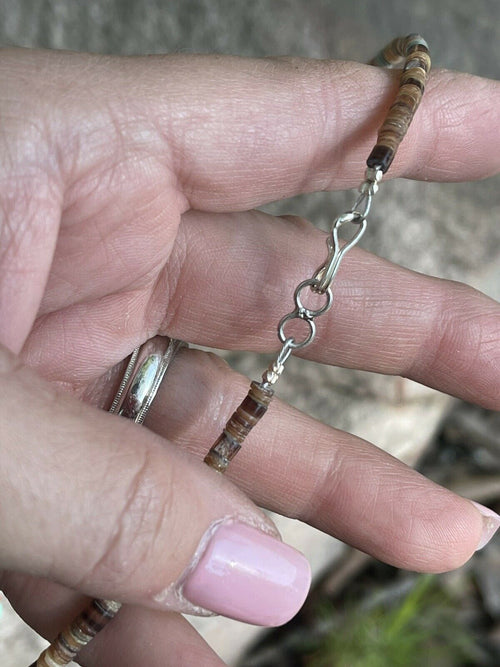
[80,606,224,667]
[3,574,224,667]
[24,340,489,573]
[3,51,499,347]
[0,345,311,627]
[23,209,500,410]
[159,211,500,410]
[37,58,500,305]
[34,51,500,212]
[142,347,491,573]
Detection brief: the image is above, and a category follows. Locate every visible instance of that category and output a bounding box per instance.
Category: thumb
[0,345,310,626]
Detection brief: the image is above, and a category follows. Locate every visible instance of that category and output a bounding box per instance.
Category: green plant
[306,575,481,667]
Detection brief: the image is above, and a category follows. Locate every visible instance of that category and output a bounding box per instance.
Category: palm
[22,169,182,398]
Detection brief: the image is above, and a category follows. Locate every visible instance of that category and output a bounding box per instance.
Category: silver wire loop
[261,338,295,387]
[278,311,316,349]
[276,338,295,365]
[313,214,367,293]
[351,189,373,218]
[294,279,333,318]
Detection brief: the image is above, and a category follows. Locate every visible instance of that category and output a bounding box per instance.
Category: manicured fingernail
[182,521,311,626]
[471,501,500,550]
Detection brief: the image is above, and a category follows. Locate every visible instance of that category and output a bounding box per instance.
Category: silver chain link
[262,167,383,388]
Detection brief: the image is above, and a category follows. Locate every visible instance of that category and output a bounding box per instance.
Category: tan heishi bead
[32,600,121,666]
[204,381,274,472]
[367,34,431,173]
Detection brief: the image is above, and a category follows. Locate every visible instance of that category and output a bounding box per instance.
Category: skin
[0,48,499,665]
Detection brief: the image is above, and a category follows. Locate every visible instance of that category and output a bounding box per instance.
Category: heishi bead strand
[31,34,430,666]
[204,380,275,472]
[204,37,431,472]
[367,34,431,173]
[29,600,121,667]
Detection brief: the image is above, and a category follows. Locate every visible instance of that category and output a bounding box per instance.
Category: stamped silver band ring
[109,337,187,424]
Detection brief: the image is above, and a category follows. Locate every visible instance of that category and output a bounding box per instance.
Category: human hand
[0,49,499,665]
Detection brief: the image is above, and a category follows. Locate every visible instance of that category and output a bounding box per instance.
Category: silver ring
[109,337,186,424]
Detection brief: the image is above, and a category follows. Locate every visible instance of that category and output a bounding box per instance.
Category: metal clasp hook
[313,211,367,293]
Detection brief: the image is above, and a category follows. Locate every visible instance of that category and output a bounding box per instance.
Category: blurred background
[0,1,498,665]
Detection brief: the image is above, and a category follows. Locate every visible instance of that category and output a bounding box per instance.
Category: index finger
[8,49,499,213]
[105,58,500,208]
[3,49,499,353]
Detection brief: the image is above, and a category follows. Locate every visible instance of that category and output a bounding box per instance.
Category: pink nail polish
[471,501,500,550]
[182,521,311,626]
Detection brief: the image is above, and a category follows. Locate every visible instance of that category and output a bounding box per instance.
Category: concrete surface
[0,1,498,665]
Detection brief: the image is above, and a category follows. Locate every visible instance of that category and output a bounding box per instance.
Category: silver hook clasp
[313,211,367,293]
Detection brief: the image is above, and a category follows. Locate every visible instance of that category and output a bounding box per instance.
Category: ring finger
[113,344,487,573]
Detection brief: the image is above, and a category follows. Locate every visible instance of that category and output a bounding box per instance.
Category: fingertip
[401,69,500,182]
[397,492,486,574]
[180,521,311,626]
[469,500,500,551]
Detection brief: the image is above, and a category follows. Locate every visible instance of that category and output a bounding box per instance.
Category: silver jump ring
[294,279,333,318]
[109,337,187,424]
[278,311,316,349]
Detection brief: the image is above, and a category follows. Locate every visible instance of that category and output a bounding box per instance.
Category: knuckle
[298,442,345,523]
[426,282,498,369]
[81,446,175,592]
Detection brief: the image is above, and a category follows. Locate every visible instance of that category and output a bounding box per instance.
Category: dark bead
[401,76,424,92]
[58,635,77,656]
[366,145,394,173]
[408,43,429,55]
[204,432,241,472]
[240,393,268,420]
[93,599,118,619]
[81,610,106,634]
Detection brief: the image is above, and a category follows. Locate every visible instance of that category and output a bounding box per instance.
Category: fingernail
[182,521,311,626]
[471,501,500,550]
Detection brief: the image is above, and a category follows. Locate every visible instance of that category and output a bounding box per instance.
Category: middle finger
[23,209,500,410]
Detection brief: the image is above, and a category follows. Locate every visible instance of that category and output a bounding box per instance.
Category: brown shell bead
[367,34,431,173]
[32,599,121,666]
[204,381,274,472]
